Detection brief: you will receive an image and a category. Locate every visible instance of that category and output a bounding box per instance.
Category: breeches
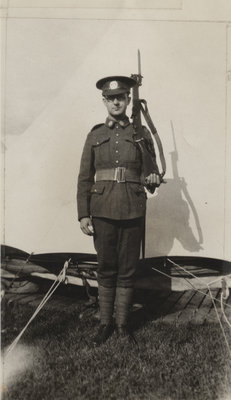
[92,217,144,288]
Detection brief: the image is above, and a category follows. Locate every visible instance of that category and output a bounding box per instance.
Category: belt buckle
[114,167,126,183]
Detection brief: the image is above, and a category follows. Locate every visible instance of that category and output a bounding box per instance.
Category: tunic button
[115,141,118,144]
[116,150,118,153]
[116,160,119,163]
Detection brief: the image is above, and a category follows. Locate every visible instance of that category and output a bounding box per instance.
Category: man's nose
[113,97,120,104]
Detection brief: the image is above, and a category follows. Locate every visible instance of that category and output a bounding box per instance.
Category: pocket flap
[90,183,105,194]
[125,138,135,144]
[92,137,110,147]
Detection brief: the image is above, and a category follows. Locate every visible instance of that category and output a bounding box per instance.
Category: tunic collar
[105,116,130,129]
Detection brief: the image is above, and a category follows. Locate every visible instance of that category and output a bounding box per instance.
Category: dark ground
[1,284,231,400]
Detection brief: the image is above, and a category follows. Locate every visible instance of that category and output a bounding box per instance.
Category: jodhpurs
[93,217,144,288]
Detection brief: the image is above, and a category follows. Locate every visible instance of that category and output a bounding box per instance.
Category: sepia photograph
[1,1,231,399]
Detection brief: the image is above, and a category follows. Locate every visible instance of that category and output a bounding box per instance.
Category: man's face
[103,93,131,118]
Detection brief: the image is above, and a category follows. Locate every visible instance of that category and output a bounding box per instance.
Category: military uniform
[77,76,158,344]
[78,117,146,221]
[77,117,157,286]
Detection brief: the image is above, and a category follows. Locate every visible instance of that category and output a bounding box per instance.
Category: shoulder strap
[91,123,104,132]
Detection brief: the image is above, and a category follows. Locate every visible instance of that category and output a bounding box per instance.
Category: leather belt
[95,167,141,183]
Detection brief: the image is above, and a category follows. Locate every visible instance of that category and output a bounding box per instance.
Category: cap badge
[109,81,119,89]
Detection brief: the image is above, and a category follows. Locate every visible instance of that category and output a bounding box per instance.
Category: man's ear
[127,95,131,105]
[102,97,107,106]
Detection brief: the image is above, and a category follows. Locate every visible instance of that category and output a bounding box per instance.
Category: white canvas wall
[1,2,231,260]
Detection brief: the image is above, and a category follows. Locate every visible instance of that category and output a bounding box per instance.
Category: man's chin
[111,111,124,117]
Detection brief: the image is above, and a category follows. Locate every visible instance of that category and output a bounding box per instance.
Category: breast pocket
[92,137,111,166]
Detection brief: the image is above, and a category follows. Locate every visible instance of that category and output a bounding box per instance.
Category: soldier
[77,76,160,346]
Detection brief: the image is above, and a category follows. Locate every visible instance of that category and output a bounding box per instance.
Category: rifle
[131,50,166,194]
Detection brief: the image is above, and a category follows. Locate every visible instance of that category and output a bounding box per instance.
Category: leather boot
[115,287,133,337]
[93,285,116,346]
[93,323,114,346]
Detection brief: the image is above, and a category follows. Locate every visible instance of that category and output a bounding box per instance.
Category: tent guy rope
[152,258,231,356]
[4,259,71,358]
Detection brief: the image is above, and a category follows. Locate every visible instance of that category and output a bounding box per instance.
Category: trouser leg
[93,218,117,329]
[116,218,144,287]
[93,217,118,287]
[93,217,143,329]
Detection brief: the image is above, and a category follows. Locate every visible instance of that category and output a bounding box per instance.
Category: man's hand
[145,173,161,186]
[80,217,94,236]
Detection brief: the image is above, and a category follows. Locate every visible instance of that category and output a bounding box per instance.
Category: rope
[168,258,215,286]
[4,252,34,292]
[152,266,216,304]
[221,292,231,329]
[162,258,231,355]
[220,278,231,330]
[4,259,71,358]
[208,287,231,357]
[167,258,231,309]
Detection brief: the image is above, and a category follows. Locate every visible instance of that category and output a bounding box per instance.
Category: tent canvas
[1,8,231,261]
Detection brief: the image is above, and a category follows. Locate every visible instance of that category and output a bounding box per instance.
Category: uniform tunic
[77,116,157,221]
[77,116,157,287]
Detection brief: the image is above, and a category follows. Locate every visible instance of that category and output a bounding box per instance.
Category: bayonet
[138,49,141,75]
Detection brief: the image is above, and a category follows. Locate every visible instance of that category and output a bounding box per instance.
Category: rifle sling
[139,100,166,177]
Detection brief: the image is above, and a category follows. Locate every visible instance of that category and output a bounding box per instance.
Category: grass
[1,292,231,400]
